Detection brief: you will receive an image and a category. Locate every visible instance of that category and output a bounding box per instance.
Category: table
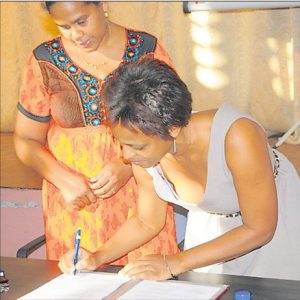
[1,256,300,300]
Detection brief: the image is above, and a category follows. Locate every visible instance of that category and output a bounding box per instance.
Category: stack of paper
[18,272,229,300]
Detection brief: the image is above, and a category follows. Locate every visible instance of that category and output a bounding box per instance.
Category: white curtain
[1,2,299,140]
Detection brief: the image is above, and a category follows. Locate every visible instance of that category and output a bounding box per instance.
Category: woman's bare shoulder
[227,117,267,147]
[185,109,218,145]
[192,108,217,120]
[190,109,217,131]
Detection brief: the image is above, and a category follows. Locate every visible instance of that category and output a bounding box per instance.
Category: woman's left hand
[89,158,133,199]
[118,254,173,280]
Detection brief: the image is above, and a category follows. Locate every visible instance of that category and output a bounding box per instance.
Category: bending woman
[59,57,300,280]
[14,2,178,263]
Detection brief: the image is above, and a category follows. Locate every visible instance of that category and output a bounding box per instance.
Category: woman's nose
[71,27,84,41]
[122,146,135,161]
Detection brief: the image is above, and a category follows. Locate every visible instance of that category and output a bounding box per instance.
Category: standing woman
[14,2,178,264]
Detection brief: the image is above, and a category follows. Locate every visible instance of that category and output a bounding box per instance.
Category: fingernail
[76,263,82,269]
[118,271,130,279]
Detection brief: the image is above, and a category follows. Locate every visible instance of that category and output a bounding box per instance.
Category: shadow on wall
[187,8,298,135]
[0,188,46,259]
[190,11,228,92]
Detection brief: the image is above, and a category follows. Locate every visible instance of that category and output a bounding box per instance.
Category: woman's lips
[78,39,91,48]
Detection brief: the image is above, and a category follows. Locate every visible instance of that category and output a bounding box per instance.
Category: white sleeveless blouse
[147,103,300,280]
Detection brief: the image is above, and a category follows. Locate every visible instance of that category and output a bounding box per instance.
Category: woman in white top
[59,57,300,280]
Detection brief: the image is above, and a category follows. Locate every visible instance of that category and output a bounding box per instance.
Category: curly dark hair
[44,1,100,12]
[103,57,192,139]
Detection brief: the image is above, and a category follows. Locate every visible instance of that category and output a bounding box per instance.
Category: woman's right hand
[59,173,97,210]
[58,247,97,275]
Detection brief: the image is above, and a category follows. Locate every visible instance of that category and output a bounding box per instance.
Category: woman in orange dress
[14,1,178,264]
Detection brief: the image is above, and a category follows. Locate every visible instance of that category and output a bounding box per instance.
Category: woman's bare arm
[93,164,168,265]
[168,118,278,275]
[58,164,168,273]
[14,112,96,208]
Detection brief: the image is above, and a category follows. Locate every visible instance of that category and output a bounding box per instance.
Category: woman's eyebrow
[55,15,87,27]
[123,142,145,148]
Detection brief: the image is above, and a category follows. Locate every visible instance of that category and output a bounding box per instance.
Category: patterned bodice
[32,30,157,128]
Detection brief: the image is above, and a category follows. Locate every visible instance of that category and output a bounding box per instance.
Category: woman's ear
[169,127,181,139]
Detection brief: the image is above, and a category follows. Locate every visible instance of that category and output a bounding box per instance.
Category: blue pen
[73,228,81,276]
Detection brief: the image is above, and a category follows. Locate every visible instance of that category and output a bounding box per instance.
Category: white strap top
[147,103,275,214]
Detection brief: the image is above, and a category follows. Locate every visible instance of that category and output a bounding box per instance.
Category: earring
[173,138,177,154]
[104,11,109,18]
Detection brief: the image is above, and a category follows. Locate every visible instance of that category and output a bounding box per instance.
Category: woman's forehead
[112,122,149,142]
[49,2,96,18]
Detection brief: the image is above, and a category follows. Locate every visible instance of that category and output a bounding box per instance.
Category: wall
[1,2,299,259]
[1,2,300,136]
[0,188,45,259]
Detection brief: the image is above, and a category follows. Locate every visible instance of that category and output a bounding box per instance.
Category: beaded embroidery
[44,31,144,126]
[209,211,241,218]
[272,149,280,179]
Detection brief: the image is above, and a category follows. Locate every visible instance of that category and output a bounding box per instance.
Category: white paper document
[18,273,130,300]
[118,280,227,299]
[18,272,228,300]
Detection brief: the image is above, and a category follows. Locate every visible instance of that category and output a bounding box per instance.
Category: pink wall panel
[0,188,46,259]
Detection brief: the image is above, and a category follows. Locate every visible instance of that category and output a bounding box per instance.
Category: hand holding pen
[58,230,98,275]
[73,228,81,276]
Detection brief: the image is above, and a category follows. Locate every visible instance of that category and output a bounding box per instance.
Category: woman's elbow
[138,215,165,238]
[13,133,35,164]
[13,133,25,161]
[257,220,277,246]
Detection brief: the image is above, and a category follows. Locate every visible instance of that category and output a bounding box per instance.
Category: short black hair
[103,57,192,139]
[44,1,100,12]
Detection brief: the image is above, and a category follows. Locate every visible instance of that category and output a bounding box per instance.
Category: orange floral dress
[18,30,178,264]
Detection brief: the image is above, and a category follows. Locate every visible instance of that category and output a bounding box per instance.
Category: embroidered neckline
[43,30,145,126]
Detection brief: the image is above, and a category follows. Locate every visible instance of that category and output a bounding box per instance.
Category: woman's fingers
[119,255,170,280]
[71,190,97,210]
[119,261,153,279]
[85,191,97,203]
[94,186,118,198]
[89,175,119,198]
[89,174,109,190]
[58,248,96,275]
[58,251,76,275]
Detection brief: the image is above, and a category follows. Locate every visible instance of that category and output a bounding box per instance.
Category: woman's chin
[133,160,155,168]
